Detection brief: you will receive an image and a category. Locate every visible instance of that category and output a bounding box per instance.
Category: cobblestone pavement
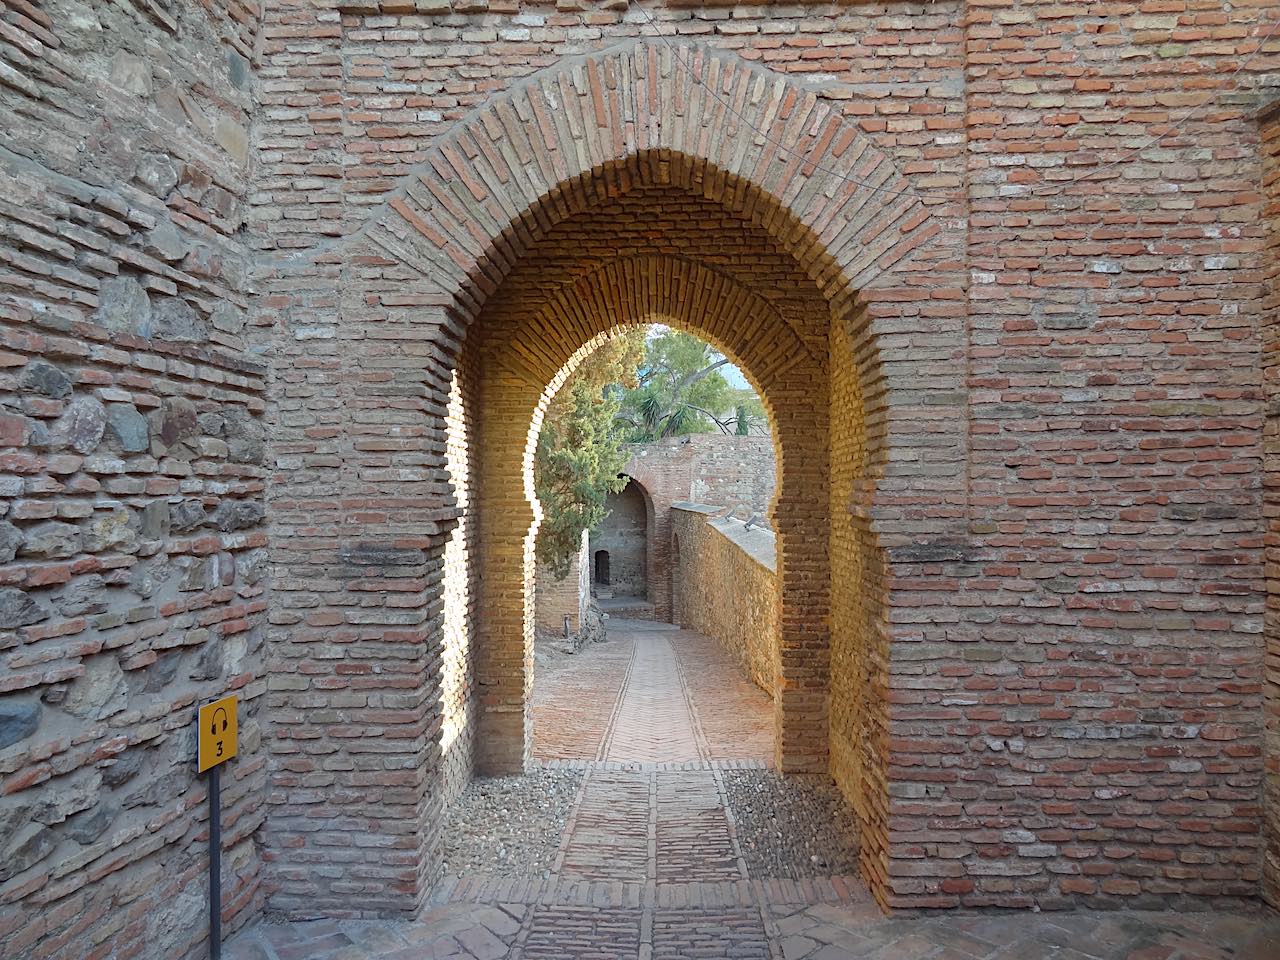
[227,620,1280,959]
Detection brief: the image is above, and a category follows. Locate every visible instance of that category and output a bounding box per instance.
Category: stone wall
[0,2,264,958]
[535,530,587,637]
[590,480,648,597]
[622,435,776,620]
[672,506,777,696]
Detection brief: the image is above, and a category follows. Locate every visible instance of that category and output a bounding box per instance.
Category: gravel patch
[441,770,584,876]
[724,771,861,879]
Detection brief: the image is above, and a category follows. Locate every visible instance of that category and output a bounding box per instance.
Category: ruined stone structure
[3,1,1280,957]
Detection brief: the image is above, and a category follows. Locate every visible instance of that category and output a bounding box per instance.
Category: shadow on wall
[590,479,648,599]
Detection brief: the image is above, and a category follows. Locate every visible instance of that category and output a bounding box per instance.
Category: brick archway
[475,256,815,776]
[615,471,658,612]
[267,39,967,918]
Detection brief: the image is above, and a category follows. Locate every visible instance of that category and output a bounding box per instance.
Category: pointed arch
[265,37,969,920]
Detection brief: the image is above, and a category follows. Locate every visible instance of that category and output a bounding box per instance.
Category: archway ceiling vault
[458,178,836,396]
[484,254,815,392]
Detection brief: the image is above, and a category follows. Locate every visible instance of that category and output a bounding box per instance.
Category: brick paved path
[531,618,773,764]
[227,621,1280,960]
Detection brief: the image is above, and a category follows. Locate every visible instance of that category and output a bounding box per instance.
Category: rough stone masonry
[0,1,1279,959]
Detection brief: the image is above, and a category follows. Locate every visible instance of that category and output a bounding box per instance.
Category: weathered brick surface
[1,0,1277,946]
[950,1,1273,913]
[672,505,777,695]
[253,0,1279,915]
[0,1,265,958]
[534,529,587,636]
[1262,96,1280,910]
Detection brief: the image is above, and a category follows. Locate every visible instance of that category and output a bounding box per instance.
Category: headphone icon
[211,707,229,735]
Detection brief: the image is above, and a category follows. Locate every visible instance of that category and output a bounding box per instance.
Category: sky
[647,323,752,390]
[721,364,751,390]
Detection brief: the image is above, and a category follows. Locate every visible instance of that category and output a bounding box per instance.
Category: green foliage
[615,330,747,441]
[728,389,768,436]
[532,327,769,578]
[533,332,646,578]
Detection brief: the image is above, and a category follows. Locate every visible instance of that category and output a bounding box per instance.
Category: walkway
[226,621,1280,960]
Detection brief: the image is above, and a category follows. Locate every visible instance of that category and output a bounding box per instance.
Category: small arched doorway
[590,479,648,600]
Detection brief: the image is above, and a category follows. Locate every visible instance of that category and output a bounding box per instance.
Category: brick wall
[952,1,1271,910]
[0,2,264,958]
[622,434,776,620]
[248,0,1278,911]
[534,530,587,636]
[828,304,890,899]
[1262,96,1280,910]
[0,0,1275,942]
[672,505,777,695]
[441,366,478,807]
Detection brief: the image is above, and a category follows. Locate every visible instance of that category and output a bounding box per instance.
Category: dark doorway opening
[594,549,610,586]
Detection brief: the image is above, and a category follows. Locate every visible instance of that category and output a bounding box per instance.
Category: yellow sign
[197,695,238,773]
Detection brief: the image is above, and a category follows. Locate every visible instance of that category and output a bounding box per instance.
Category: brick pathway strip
[225,901,1280,960]
[225,619,1280,959]
[532,620,774,764]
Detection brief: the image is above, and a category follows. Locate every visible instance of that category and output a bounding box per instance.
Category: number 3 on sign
[197,695,238,773]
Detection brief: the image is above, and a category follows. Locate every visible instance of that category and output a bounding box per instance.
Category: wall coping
[673,502,777,573]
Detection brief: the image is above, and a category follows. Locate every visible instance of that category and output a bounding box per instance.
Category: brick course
[0,2,265,958]
[2,0,1279,953]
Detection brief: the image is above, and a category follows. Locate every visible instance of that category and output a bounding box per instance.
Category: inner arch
[433,150,899,898]
[469,233,837,752]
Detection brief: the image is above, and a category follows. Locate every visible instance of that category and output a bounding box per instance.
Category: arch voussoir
[286,35,969,920]
[367,39,945,356]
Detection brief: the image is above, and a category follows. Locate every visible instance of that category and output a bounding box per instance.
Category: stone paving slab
[225,620,1280,960]
[226,901,1280,960]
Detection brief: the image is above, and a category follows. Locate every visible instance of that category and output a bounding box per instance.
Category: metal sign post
[197,695,238,960]
[208,763,221,960]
